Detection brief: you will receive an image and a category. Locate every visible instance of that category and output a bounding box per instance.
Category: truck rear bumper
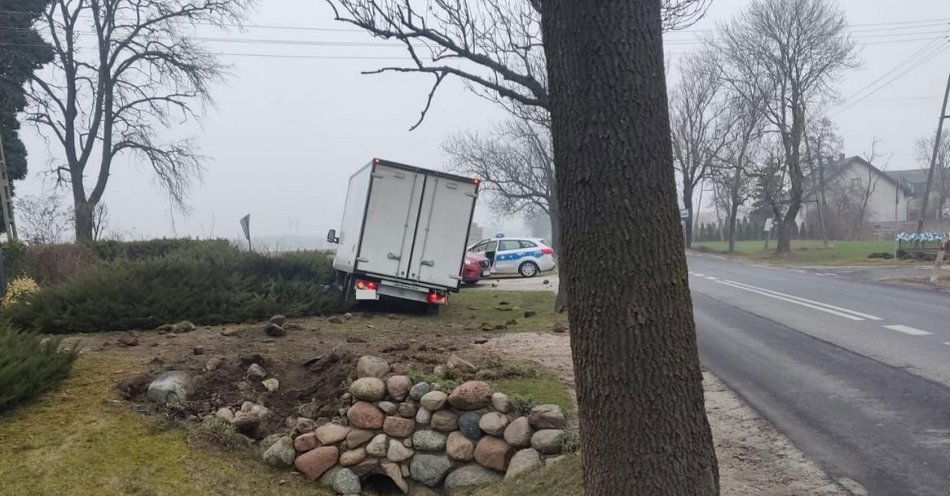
[376,283,428,303]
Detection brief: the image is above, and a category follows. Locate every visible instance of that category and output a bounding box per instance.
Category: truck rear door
[408,175,478,288]
[356,164,425,278]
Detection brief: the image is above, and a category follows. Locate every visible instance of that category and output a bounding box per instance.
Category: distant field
[691,240,902,266]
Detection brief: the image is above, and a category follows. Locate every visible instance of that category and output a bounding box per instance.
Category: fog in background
[15,0,950,245]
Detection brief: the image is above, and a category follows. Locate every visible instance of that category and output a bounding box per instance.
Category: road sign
[240,214,251,250]
[680,208,690,220]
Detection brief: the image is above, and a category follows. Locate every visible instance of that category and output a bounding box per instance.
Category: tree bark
[73,199,95,243]
[539,1,719,494]
[549,193,569,313]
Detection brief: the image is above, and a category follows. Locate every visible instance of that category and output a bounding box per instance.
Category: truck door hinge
[420,260,435,267]
[387,253,402,260]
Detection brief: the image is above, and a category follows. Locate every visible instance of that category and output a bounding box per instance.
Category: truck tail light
[541,247,554,255]
[355,279,378,290]
[427,291,447,305]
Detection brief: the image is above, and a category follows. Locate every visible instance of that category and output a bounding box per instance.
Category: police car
[467,236,556,278]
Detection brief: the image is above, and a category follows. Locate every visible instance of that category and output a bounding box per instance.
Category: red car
[462,252,490,284]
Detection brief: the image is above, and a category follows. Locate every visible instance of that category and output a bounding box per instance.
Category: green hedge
[0,327,78,413]
[6,244,341,333]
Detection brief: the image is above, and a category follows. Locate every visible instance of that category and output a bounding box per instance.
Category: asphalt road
[689,254,950,496]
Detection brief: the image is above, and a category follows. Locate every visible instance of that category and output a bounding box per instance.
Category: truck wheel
[338,272,357,310]
[518,261,539,278]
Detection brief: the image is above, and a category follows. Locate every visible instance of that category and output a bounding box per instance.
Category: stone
[506,448,542,480]
[446,354,477,374]
[205,357,224,371]
[524,310,537,318]
[350,377,387,401]
[384,416,415,438]
[346,429,375,449]
[387,440,414,462]
[328,316,343,324]
[333,468,361,495]
[246,363,267,380]
[340,448,367,467]
[415,406,431,426]
[381,462,410,493]
[403,438,413,448]
[294,432,319,452]
[433,365,446,377]
[260,433,283,454]
[315,423,351,445]
[262,436,295,467]
[117,334,140,346]
[446,431,475,462]
[347,401,385,429]
[444,464,503,492]
[356,355,390,378]
[412,430,447,452]
[475,436,513,471]
[296,417,318,434]
[408,485,440,496]
[264,322,286,337]
[351,457,379,476]
[430,409,459,432]
[401,464,411,478]
[503,417,534,448]
[366,434,389,458]
[409,382,430,400]
[491,393,512,414]
[530,429,566,455]
[146,370,189,405]
[448,381,492,410]
[220,328,239,337]
[378,401,398,415]
[317,466,343,489]
[458,412,483,440]
[419,391,448,411]
[215,407,234,423]
[294,446,339,480]
[528,404,567,429]
[387,375,413,401]
[410,454,452,487]
[270,314,287,326]
[262,378,279,392]
[192,346,204,355]
[398,401,417,419]
[478,412,509,436]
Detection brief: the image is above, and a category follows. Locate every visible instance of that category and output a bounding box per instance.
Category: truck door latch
[387,253,402,260]
[420,260,435,267]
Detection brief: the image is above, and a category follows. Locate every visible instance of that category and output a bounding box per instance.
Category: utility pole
[915,73,950,237]
[0,133,18,242]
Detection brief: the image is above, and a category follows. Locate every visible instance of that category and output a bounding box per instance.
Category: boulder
[350,377,387,402]
[378,401,399,415]
[346,429,375,449]
[347,401,385,429]
[458,412,483,440]
[294,445,339,480]
[478,412,509,436]
[270,314,287,326]
[530,429,566,455]
[408,485,440,496]
[294,432,319,452]
[264,322,286,337]
[146,370,189,405]
[215,407,234,423]
[474,436,513,472]
[410,454,452,487]
[333,468,361,495]
[384,416,415,438]
[356,355,391,378]
[262,436,295,467]
[381,462,410,493]
[446,431,475,462]
[415,406,432,426]
[245,363,267,380]
[448,381,492,410]
[315,423,351,445]
[446,354,477,374]
[491,393,512,414]
[296,417,318,434]
[412,430,447,452]
[419,391,448,411]
[366,434,389,458]
[503,417,534,448]
[430,409,459,432]
[262,378,279,392]
[444,464,503,492]
[505,448,542,480]
[398,401,418,419]
[205,357,224,371]
[260,433,283,454]
[317,466,343,489]
[387,375,413,401]
[340,448,367,467]
[232,402,269,434]
[351,457,380,476]
[528,404,567,429]
[409,382,431,401]
[387,440,414,462]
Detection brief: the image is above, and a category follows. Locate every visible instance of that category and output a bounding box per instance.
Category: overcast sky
[17,0,950,241]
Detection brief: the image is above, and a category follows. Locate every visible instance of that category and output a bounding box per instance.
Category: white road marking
[719,279,883,321]
[715,280,865,321]
[704,276,718,280]
[694,273,705,277]
[942,342,950,347]
[883,324,932,336]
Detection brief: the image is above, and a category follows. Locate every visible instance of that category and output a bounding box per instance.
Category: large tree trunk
[549,194,569,313]
[727,204,740,253]
[73,200,95,243]
[539,1,719,494]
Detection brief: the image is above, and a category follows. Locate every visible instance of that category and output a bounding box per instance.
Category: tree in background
[539,0,718,492]
[25,0,252,242]
[14,191,70,244]
[716,0,857,253]
[0,1,53,184]
[914,131,950,221]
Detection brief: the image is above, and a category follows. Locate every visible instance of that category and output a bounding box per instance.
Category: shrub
[6,245,341,333]
[188,416,249,451]
[0,326,78,413]
[510,393,536,416]
[867,252,894,259]
[2,276,40,309]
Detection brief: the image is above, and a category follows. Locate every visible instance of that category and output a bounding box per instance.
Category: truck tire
[337,271,357,310]
[518,261,540,278]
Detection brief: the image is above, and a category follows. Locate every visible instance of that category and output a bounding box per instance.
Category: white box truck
[327,158,480,310]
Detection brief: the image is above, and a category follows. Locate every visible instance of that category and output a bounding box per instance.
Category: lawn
[691,239,903,265]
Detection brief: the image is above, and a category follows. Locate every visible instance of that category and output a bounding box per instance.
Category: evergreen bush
[0,326,78,413]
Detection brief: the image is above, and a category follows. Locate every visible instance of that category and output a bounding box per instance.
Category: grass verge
[692,240,907,266]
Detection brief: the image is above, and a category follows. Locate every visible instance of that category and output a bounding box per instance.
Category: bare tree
[14,192,70,244]
[26,0,252,242]
[716,0,857,253]
[914,131,950,221]
[801,117,843,245]
[670,52,728,247]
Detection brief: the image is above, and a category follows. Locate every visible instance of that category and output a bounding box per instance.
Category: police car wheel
[518,261,539,278]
